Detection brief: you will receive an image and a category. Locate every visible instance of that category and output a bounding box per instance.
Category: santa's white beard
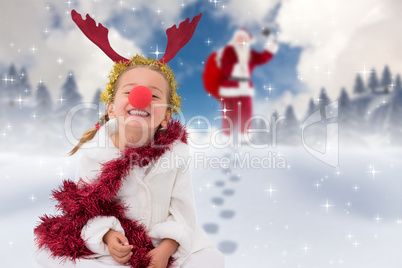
[234,44,250,63]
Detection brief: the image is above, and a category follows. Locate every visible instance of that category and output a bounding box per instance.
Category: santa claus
[217,28,277,139]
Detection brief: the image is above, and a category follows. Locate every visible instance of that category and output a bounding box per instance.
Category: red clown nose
[128,86,153,109]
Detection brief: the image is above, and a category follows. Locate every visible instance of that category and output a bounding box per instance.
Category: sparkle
[357,64,372,82]
[352,240,360,248]
[58,94,67,105]
[298,74,303,82]
[8,241,14,247]
[31,45,38,53]
[150,45,164,59]
[57,57,64,64]
[366,165,380,179]
[15,94,25,109]
[45,4,51,11]
[2,75,15,85]
[325,68,334,79]
[255,225,261,232]
[30,194,37,202]
[314,181,321,189]
[57,168,67,179]
[373,214,382,223]
[195,118,204,127]
[237,37,249,48]
[335,169,341,177]
[119,0,124,5]
[321,199,334,213]
[1,131,7,138]
[345,232,353,240]
[396,219,402,225]
[263,84,274,94]
[329,18,337,26]
[353,184,359,192]
[301,243,311,254]
[205,38,213,46]
[155,8,163,15]
[264,184,277,198]
[65,0,74,7]
[217,103,232,116]
[209,0,221,8]
[44,28,50,35]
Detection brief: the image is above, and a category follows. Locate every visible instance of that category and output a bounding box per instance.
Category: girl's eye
[152,95,159,98]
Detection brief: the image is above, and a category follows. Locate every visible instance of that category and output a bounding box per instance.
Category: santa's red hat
[230,27,256,45]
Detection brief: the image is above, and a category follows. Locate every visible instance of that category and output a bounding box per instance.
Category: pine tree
[368,68,379,92]
[318,87,330,107]
[381,65,392,93]
[6,64,19,104]
[92,88,102,104]
[282,105,300,145]
[35,82,53,116]
[353,74,365,94]
[306,98,316,117]
[285,105,298,126]
[19,67,32,98]
[339,88,349,107]
[395,74,402,91]
[57,71,82,113]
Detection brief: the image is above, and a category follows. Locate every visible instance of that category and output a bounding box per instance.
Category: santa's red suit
[218,29,277,136]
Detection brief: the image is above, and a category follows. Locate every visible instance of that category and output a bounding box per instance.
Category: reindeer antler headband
[71,9,202,114]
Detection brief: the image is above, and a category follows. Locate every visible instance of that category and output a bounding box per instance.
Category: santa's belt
[228,77,250,82]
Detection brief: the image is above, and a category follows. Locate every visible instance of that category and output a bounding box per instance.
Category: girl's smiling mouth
[127,109,150,117]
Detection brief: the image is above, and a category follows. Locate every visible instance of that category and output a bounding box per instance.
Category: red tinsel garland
[34,119,188,268]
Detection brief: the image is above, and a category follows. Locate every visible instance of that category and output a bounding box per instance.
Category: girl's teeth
[129,110,148,116]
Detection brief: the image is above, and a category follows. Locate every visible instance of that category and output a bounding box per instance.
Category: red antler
[71,10,130,63]
[158,13,202,64]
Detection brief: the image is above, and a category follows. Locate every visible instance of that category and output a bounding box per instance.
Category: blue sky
[1,0,401,128]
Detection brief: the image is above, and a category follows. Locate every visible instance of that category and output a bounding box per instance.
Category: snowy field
[1,144,401,268]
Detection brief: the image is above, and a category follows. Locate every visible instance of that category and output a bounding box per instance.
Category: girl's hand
[146,238,179,268]
[146,246,170,268]
[103,229,133,264]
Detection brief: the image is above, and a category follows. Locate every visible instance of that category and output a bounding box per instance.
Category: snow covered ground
[1,143,401,267]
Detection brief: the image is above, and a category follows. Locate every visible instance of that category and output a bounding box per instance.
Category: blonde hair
[102,54,181,114]
[67,58,176,156]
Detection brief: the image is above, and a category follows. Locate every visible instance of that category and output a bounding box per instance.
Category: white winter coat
[74,125,213,266]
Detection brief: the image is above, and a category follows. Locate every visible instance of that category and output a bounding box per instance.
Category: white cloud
[254,90,311,121]
[0,0,198,102]
[214,0,280,27]
[276,0,402,98]
[214,0,402,116]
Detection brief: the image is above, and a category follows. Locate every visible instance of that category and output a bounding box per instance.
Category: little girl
[34,10,224,268]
